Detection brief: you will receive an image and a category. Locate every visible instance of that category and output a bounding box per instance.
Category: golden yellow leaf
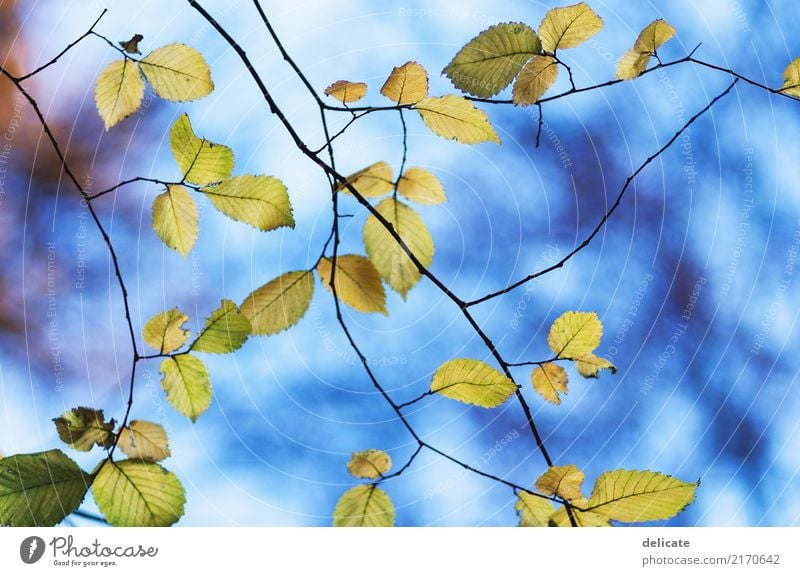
[380,61,429,104]
[547,311,603,358]
[336,161,394,198]
[118,420,170,462]
[781,57,800,97]
[397,167,447,205]
[549,497,612,526]
[241,271,315,335]
[430,358,517,408]
[333,485,394,527]
[94,59,145,130]
[324,80,368,103]
[363,198,433,298]
[143,307,190,354]
[151,185,198,258]
[203,175,294,232]
[318,255,387,315]
[139,43,213,101]
[539,2,603,52]
[416,95,500,145]
[516,492,555,527]
[512,55,559,105]
[536,464,585,500]
[616,49,650,80]
[443,23,541,97]
[346,449,392,479]
[169,113,234,186]
[531,362,568,404]
[575,353,616,378]
[633,19,677,53]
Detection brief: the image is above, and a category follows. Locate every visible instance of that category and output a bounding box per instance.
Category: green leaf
[143,307,190,354]
[415,95,501,145]
[380,61,429,104]
[536,464,585,500]
[347,449,392,479]
[549,497,611,527]
[118,420,171,463]
[0,450,90,526]
[192,299,251,354]
[318,255,387,315]
[443,23,541,97]
[616,49,650,80]
[336,161,394,199]
[397,167,447,205]
[53,407,114,452]
[324,80,367,103]
[515,492,555,527]
[547,311,603,358]
[781,57,800,97]
[430,358,516,408]
[333,485,394,527]
[94,59,145,130]
[139,43,213,101]
[202,175,294,231]
[159,354,212,421]
[585,469,698,522]
[363,198,433,298]
[241,271,315,335]
[92,460,185,526]
[512,55,559,105]
[633,19,676,53]
[538,2,604,52]
[169,113,234,186]
[575,353,616,378]
[152,184,199,258]
[531,362,569,405]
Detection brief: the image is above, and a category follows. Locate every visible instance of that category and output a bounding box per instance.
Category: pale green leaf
[397,167,447,205]
[241,271,315,335]
[324,80,367,103]
[118,420,171,463]
[616,49,650,80]
[415,95,501,145]
[152,184,198,258]
[139,43,213,101]
[143,307,190,354]
[336,161,394,198]
[192,299,251,354]
[539,2,603,52]
[347,449,392,479]
[443,23,541,97]
[531,362,569,405]
[633,19,677,53]
[94,59,145,130]
[536,464,585,500]
[380,61,429,104]
[169,113,234,186]
[512,55,559,105]
[333,485,394,527]
[575,353,616,378]
[159,354,212,422]
[0,450,90,526]
[516,492,555,527]
[780,58,800,97]
[203,175,294,231]
[92,460,185,526]
[53,407,114,452]
[318,255,387,315]
[430,358,516,408]
[547,311,603,358]
[585,469,698,522]
[363,198,433,298]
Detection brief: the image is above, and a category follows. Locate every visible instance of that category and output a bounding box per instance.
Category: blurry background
[0,0,798,526]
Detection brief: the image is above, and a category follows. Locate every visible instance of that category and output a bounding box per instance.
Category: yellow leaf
[531,362,568,405]
[539,2,603,52]
[585,469,698,522]
[547,311,603,358]
[633,19,677,53]
[536,464,585,500]
[53,407,114,452]
[616,49,650,80]
[203,175,294,231]
[94,59,145,130]
[333,485,394,527]
[549,497,611,527]
[324,80,367,103]
[151,184,198,258]
[380,61,429,104]
[397,167,447,205]
[159,354,212,422]
[318,255,387,314]
[443,23,541,97]
[575,353,616,378]
[516,492,555,526]
[346,449,392,479]
[415,95,500,145]
[192,299,251,354]
[241,271,315,335]
[780,57,800,97]
[336,161,394,198]
[143,307,190,354]
[512,55,559,105]
[169,113,234,186]
[139,43,213,101]
[363,198,433,298]
[118,420,170,463]
[430,358,516,408]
